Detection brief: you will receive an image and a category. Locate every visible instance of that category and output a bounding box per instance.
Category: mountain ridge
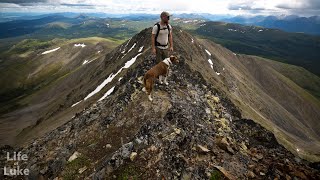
[1,27,320,179]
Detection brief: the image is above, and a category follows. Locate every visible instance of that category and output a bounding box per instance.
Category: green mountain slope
[0,37,121,145]
[188,21,320,77]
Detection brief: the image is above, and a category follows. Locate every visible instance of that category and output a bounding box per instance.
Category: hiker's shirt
[152,23,172,50]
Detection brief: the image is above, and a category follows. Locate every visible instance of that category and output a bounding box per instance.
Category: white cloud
[0,3,21,8]
[276,0,320,10]
[0,0,319,16]
[0,0,230,14]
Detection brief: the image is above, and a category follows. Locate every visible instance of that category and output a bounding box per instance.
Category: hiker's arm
[151,33,156,54]
[169,29,173,51]
[152,34,155,50]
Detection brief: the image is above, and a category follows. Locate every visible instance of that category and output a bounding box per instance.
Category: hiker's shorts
[156,47,169,63]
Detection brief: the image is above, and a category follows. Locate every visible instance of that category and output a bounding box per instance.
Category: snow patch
[122,42,136,58]
[74,43,86,48]
[82,60,89,65]
[216,72,221,76]
[84,78,112,101]
[191,38,194,43]
[71,100,82,107]
[98,86,115,101]
[208,59,213,69]
[42,47,60,54]
[228,29,237,32]
[205,49,211,56]
[82,59,95,65]
[123,53,142,68]
[84,52,142,101]
[118,77,123,81]
[258,29,263,32]
[138,46,144,52]
[127,43,136,53]
[121,38,131,53]
[233,53,237,56]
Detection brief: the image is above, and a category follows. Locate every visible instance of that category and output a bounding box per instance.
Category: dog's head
[169,55,179,63]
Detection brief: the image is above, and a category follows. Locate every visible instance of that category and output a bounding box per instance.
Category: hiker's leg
[161,48,169,61]
[164,48,169,59]
[156,47,162,63]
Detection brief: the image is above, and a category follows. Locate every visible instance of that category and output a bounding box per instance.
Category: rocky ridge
[1,28,320,179]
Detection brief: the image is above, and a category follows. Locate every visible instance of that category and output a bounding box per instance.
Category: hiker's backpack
[154,22,171,47]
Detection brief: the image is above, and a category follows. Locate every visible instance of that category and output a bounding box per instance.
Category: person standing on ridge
[152,11,173,63]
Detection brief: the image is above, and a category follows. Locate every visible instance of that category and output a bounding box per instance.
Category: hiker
[152,11,173,63]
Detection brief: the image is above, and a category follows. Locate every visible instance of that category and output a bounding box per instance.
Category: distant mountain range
[222,15,320,35]
[0,14,141,52]
[1,14,320,78]
[1,12,320,35]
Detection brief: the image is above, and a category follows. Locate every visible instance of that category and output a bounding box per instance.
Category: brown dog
[143,55,179,101]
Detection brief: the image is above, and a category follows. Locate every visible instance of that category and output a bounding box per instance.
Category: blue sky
[0,0,319,16]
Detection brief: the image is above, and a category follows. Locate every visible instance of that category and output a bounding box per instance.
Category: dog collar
[163,58,172,66]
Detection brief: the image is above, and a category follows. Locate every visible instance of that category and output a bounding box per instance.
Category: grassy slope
[179,21,320,77]
[0,17,138,117]
[0,37,122,115]
[253,56,320,101]
[237,57,320,161]
[174,21,320,100]
[194,38,320,161]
